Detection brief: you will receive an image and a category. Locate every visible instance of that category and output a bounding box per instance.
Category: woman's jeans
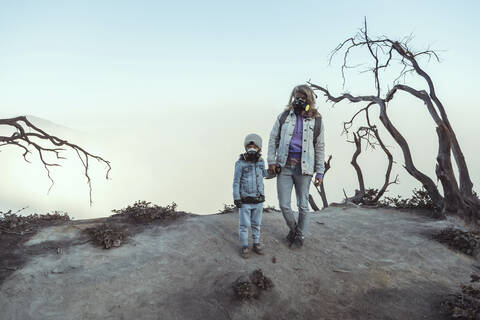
[238,203,263,246]
[277,162,312,238]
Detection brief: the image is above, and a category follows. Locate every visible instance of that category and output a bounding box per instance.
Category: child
[232,133,270,259]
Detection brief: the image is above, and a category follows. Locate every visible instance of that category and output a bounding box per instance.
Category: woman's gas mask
[293,97,308,112]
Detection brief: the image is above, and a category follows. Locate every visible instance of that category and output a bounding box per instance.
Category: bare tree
[0,116,111,204]
[342,104,398,205]
[308,18,479,220]
[309,155,332,210]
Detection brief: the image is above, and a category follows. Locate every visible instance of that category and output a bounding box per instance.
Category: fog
[1,88,479,219]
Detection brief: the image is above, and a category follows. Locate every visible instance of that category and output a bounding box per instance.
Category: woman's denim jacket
[267,110,325,176]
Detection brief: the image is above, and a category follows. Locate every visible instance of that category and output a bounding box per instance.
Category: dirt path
[0,205,475,319]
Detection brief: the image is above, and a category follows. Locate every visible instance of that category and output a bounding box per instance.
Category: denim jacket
[267,110,325,176]
[233,156,268,201]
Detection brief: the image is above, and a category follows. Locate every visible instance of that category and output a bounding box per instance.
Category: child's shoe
[240,246,249,259]
[252,243,264,255]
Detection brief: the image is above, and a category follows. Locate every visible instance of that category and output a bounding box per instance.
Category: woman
[267,84,325,248]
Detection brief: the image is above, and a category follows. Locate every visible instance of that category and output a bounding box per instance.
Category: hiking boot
[240,246,249,259]
[288,228,304,249]
[252,243,264,255]
[286,230,296,244]
[291,232,304,249]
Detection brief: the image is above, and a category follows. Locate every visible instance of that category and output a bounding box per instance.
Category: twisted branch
[0,116,111,205]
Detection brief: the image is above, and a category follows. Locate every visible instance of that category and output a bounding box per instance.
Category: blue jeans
[277,162,312,238]
[238,203,263,247]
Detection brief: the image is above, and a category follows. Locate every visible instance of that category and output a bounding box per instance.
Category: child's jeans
[238,202,263,247]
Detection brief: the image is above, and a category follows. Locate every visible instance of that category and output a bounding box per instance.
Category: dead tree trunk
[435,124,462,215]
[350,132,365,203]
[311,155,332,209]
[308,194,320,211]
[317,155,332,208]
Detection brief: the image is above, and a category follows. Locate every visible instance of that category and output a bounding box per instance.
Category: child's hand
[234,200,243,209]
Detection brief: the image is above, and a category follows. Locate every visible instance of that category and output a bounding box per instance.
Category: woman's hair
[285,84,320,118]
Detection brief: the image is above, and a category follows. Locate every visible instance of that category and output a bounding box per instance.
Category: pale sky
[1,1,479,218]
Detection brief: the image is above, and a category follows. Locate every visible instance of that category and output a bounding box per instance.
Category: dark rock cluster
[432,228,480,256]
[442,274,480,319]
[232,269,274,301]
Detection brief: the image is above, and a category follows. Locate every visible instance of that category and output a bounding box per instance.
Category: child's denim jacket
[233,155,268,201]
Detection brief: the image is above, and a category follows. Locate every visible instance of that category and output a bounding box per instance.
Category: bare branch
[0,116,111,205]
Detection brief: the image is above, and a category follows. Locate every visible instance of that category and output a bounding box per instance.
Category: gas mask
[245,148,260,161]
[293,97,307,112]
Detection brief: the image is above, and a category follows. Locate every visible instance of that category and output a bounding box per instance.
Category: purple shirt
[287,111,323,179]
[288,111,304,159]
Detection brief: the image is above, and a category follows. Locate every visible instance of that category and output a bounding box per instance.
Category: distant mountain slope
[25,115,83,136]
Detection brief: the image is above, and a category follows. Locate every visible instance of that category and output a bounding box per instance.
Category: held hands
[268,164,277,175]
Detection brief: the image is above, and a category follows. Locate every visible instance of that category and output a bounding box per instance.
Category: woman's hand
[314,176,323,187]
[268,164,277,175]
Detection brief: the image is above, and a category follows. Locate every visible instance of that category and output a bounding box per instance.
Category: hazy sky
[1,1,479,218]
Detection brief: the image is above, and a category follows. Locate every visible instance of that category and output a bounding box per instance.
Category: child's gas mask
[245,147,261,161]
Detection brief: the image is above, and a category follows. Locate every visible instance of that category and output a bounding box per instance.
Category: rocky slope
[0,205,476,320]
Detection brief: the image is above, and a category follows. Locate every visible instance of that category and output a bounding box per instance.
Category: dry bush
[0,210,70,235]
[111,200,181,222]
[432,228,479,256]
[218,204,278,214]
[379,187,434,210]
[84,223,128,249]
[263,205,280,213]
[217,204,236,214]
[362,188,380,203]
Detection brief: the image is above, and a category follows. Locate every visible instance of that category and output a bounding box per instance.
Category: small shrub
[362,188,379,203]
[379,187,434,210]
[84,223,128,249]
[0,210,70,231]
[217,204,236,214]
[218,204,279,214]
[264,205,280,213]
[111,200,180,222]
